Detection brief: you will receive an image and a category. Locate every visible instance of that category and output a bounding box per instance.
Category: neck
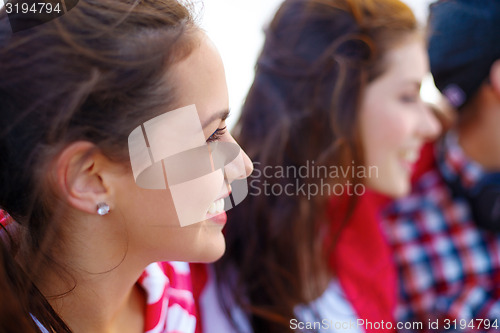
[32,215,148,333]
[46,266,146,333]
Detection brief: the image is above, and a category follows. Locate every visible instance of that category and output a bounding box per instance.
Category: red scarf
[327,190,397,332]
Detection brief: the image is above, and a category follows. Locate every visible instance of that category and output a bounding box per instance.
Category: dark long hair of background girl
[214,0,417,331]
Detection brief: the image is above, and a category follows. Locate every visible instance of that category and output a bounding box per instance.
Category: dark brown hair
[0,0,196,331]
[214,0,417,331]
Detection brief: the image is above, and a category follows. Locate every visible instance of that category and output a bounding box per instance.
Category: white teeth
[208,202,216,214]
[208,198,225,215]
[216,198,224,212]
[402,150,418,163]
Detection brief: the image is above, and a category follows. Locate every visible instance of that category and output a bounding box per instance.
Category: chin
[368,178,410,198]
[384,181,410,198]
[193,235,226,263]
[202,251,225,263]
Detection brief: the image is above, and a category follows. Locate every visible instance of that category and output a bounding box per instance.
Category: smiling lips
[206,196,229,225]
[401,149,419,163]
[400,148,420,172]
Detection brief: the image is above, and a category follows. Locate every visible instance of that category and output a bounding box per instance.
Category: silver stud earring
[96,202,110,216]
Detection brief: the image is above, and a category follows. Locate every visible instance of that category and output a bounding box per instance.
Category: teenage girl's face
[359,38,441,197]
[116,32,253,263]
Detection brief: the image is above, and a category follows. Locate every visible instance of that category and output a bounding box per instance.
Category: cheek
[361,104,414,165]
[115,172,176,224]
[168,171,224,226]
[131,189,179,228]
[360,109,414,197]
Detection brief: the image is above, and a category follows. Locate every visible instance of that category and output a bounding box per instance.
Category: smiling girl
[196,0,440,332]
[0,0,252,332]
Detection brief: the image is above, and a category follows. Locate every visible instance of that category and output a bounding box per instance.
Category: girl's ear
[489,59,500,100]
[54,142,111,215]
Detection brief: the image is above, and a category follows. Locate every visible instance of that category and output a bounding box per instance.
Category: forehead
[381,39,428,82]
[169,32,229,121]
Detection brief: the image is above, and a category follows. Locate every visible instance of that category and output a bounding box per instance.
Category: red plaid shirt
[382,133,500,331]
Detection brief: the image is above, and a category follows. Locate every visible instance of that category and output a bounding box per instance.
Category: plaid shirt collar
[436,131,485,190]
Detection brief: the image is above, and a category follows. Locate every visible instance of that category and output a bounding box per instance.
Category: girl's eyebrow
[399,81,422,90]
[202,109,230,129]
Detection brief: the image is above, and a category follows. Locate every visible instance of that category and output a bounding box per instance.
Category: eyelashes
[206,126,227,143]
[399,94,420,104]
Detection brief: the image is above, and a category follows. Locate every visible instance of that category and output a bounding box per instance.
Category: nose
[418,102,442,141]
[223,141,253,183]
[240,149,254,178]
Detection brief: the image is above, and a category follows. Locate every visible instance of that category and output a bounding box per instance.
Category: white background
[0,0,439,128]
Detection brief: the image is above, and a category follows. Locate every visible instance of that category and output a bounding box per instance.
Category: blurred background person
[192,0,440,332]
[382,0,500,329]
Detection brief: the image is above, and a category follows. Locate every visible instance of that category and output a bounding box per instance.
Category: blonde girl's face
[359,38,441,198]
